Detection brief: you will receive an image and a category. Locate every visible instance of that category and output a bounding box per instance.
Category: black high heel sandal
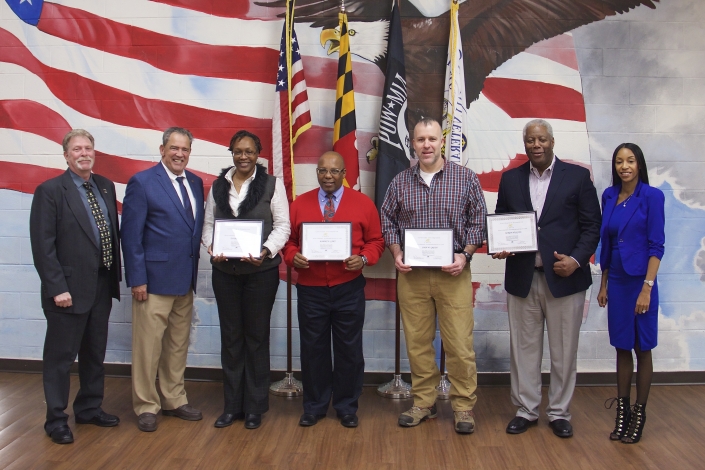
[621,403,646,444]
[605,397,631,441]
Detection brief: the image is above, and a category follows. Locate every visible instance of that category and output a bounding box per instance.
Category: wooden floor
[0,373,703,469]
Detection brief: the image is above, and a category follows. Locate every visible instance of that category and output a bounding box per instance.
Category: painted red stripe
[0,99,217,186]
[525,34,579,71]
[482,78,586,122]
[303,56,384,97]
[0,99,71,142]
[0,162,64,193]
[38,3,277,83]
[149,0,272,19]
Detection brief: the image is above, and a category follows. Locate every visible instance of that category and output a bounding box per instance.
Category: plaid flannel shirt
[381,161,487,251]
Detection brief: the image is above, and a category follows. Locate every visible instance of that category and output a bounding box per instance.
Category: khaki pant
[398,267,477,411]
[507,271,585,421]
[132,291,193,415]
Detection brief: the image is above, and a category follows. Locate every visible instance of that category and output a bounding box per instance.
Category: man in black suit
[493,119,601,438]
[30,129,122,444]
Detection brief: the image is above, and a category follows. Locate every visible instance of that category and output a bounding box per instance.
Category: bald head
[317,151,347,194]
[318,151,345,169]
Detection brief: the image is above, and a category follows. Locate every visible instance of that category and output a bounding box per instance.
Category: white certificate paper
[403,228,454,267]
[486,212,538,254]
[301,223,352,261]
[212,219,264,258]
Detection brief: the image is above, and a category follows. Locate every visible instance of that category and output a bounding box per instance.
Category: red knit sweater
[283,187,385,287]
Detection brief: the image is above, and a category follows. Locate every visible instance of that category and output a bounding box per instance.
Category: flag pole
[377,271,411,398]
[270,0,303,398]
[375,0,411,400]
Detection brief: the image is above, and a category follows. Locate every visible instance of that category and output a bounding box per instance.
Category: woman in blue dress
[597,143,665,444]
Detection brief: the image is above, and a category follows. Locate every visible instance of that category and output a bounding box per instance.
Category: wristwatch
[643,279,654,287]
[461,251,472,263]
[360,255,368,266]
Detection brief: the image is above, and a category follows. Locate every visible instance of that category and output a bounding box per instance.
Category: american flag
[272,2,312,203]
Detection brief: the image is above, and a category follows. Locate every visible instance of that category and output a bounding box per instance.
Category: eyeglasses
[233,149,257,157]
[316,168,344,176]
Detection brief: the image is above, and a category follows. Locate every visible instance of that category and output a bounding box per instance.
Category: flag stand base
[269,372,303,397]
[377,374,411,399]
[436,373,451,400]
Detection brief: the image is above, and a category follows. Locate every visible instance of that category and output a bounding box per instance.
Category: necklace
[621,193,634,207]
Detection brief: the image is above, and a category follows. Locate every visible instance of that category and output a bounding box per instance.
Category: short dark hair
[162,127,193,146]
[611,143,649,186]
[415,116,441,130]
[228,130,262,154]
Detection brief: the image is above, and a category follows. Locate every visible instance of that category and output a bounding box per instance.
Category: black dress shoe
[549,419,573,438]
[340,414,358,428]
[299,413,326,427]
[49,425,74,444]
[245,414,262,429]
[214,412,244,428]
[506,416,538,434]
[75,411,120,427]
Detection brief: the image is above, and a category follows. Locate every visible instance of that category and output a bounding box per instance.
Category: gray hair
[522,119,553,139]
[162,127,194,147]
[62,129,95,152]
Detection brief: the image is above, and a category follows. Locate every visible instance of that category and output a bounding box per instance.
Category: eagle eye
[348,29,356,36]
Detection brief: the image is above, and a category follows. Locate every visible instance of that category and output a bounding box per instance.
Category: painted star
[20,0,33,4]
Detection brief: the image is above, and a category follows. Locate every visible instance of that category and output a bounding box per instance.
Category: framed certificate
[301,222,352,261]
[403,228,454,267]
[486,211,539,254]
[212,219,264,259]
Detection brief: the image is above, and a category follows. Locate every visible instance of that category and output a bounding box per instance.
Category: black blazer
[30,170,121,314]
[495,158,601,299]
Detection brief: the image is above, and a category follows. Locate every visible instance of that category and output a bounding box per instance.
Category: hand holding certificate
[486,212,538,255]
[211,219,264,259]
[403,229,454,267]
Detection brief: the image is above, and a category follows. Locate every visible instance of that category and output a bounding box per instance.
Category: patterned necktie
[83,182,113,269]
[176,176,195,223]
[323,194,335,222]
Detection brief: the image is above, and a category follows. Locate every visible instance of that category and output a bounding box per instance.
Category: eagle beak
[320,27,340,55]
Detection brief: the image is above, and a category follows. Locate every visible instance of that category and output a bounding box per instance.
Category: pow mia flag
[373,1,411,212]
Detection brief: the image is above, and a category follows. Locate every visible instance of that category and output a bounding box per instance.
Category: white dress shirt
[529,156,579,268]
[162,161,197,220]
[202,167,290,258]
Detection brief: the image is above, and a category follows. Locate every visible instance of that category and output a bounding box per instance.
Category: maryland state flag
[333,11,359,190]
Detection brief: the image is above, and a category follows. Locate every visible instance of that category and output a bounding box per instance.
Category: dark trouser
[42,267,112,434]
[212,266,279,415]
[297,275,366,417]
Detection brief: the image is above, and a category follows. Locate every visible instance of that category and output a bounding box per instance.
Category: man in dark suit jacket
[30,129,121,444]
[494,119,601,438]
[121,127,205,432]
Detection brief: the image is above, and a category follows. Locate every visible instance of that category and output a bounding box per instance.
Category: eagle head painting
[258,0,659,181]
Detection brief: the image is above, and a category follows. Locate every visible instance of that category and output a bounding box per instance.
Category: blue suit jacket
[121,163,204,295]
[495,158,602,298]
[599,181,665,276]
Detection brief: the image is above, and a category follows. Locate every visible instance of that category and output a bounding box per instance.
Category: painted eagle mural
[259,0,659,123]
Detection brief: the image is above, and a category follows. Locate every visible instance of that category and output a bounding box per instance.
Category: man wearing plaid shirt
[381,117,487,434]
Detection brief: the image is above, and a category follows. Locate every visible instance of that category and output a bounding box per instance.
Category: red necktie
[323,194,335,222]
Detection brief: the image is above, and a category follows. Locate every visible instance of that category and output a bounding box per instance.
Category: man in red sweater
[283,151,385,428]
